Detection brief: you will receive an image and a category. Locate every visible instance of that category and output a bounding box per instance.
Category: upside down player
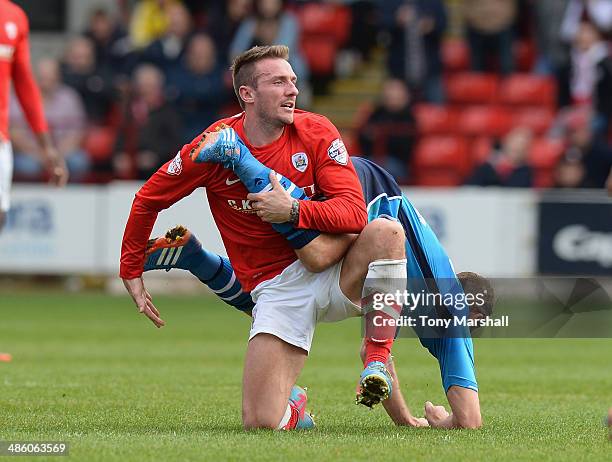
[121,45,410,430]
[144,154,493,429]
[0,0,68,232]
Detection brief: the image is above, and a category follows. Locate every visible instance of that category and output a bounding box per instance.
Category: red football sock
[363,337,394,366]
[363,295,402,365]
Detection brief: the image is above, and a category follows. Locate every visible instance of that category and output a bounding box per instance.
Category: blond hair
[230,45,290,109]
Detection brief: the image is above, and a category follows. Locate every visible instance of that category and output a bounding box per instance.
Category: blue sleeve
[422,336,478,393]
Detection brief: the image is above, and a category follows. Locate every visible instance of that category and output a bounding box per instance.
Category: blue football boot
[356,361,393,408]
[190,127,243,169]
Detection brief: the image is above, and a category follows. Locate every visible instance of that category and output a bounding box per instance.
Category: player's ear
[239,85,255,106]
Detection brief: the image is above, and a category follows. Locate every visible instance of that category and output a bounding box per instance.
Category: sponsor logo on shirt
[167,151,182,175]
[227,199,256,213]
[226,182,316,212]
[291,152,308,172]
[226,176,241,186]
[4,22,17,40]
[327,138,348,165]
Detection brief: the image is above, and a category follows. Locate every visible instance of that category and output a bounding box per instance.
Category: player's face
[252,58,299,126]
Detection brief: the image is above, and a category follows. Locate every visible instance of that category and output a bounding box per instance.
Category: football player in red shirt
[120,45,406,430]
[0,0,68,231]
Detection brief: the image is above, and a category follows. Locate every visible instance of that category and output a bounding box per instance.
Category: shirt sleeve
[119,134,213,279]
[425,336,479,393]
[297,116,367,233]
[11,12,48,134]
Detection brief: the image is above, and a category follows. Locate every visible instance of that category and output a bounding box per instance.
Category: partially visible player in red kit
[0,0,68,231]
[120,45,406,429]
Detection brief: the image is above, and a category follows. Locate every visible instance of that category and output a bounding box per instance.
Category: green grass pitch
[0,291,610,461]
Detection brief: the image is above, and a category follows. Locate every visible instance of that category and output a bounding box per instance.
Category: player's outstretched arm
[424,386,482,429]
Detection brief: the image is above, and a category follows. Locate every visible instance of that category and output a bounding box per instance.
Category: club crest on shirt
[291,152,308,172]
[4,22,17,40]
[327,138,348,165]
[167,151,182,175]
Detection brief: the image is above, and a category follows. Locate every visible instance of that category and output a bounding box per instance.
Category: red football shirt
[120,110,367,291]
[0,0,47,140]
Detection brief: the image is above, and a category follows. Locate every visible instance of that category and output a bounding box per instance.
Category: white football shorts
[0,140,13,213]
[249,259,362,352]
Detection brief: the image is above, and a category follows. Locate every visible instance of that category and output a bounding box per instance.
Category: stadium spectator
[357,78,416,181]
[564,21,612,133]
[83,8,132,77]
[553,150,590,188]
[129,0,182,49]
[140,2,193,76]
[230,0,310,97]
[61,36,115,124]
[207,0,253,65]
[607,168,612,195]
[532,0,571,75]
[465,127,533,187]
[10,59,89,182]
[379,0,447,103]
[563,115,612,188]
[463,0,517,75]
[349,1,378,61]
[560,0,612,42]
[113,64,182,180]
[166,34,229,140]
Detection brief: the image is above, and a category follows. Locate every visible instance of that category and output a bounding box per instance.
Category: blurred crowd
[10,0,612,190]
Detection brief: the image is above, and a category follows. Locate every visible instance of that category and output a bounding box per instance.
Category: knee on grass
[242,407,284,430]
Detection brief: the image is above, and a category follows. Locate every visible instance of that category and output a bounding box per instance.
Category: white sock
[362,259,407,320]
[276,403,292,430]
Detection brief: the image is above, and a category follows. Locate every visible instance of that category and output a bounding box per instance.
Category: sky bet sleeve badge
[167,151,183,175]
[327,138,348,165]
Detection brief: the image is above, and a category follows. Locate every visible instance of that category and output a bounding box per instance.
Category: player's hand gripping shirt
[120,110,367,291]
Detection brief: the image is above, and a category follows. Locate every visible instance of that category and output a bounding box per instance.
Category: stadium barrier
[0,183,610,277]
[0,183,223,275]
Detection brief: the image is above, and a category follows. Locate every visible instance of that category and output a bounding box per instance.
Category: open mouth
[280,101,295,109]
